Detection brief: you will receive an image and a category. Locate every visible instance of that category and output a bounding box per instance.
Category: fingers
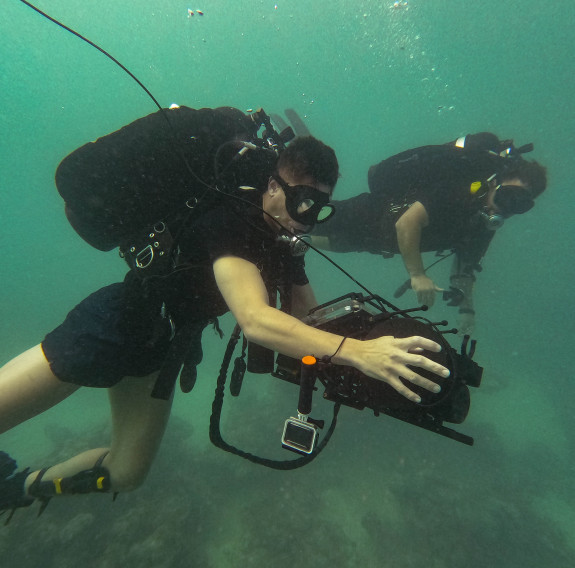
[385,371,441,404]
[416,288,436,307]
[401,335,442,353]
[403,370,442,394]
[387,378,425,403]
[360,335,450,404]
[389,337,450,402]
[413,278,444,307]
[406,350,450,379]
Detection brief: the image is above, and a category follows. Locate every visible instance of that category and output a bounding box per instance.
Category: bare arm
[290,283,319,319]
[213,255,450,403]
[395,202,442,306]
[396,201,428,277]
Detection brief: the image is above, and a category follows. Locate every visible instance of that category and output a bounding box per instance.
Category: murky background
[1,1,574,566]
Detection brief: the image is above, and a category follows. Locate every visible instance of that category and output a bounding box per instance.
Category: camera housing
[273,294,483,447]
[209,292,484,469]
[282,417,318,454]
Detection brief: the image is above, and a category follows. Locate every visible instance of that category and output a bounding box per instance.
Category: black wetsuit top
[142,195,309,326]
[44,103,307,388]
[43,195,307,388]
[314,144,502,268]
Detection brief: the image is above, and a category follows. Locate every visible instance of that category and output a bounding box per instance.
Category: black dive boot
[0,451,34,524]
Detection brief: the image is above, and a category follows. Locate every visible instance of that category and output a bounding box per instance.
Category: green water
[1,0,574,566]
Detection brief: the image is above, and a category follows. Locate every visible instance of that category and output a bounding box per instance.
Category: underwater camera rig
[210,293,483,469]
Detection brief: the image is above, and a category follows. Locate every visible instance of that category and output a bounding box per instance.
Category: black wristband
[458,308,475,315]
[323,336,348,363]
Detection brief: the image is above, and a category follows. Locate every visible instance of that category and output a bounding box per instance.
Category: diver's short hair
[504,159,547,198]
[276,136,339,188]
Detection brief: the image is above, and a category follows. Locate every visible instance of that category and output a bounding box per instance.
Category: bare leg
[0,344,79,434]
[24,373,173,495]
[104,373,173,492]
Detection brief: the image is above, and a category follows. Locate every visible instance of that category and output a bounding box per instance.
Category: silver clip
[135,245,154,269]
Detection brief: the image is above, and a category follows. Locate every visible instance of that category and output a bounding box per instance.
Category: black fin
[284,109,311,136]
[269,113,289,132]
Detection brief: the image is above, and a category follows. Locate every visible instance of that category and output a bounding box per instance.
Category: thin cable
[19,0,163,112]
[299,237,381,302]
[18,0,382,307]
[18,0,218,194]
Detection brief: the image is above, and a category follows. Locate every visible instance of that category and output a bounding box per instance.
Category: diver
[312,132,548,335]
[0,106,451,521]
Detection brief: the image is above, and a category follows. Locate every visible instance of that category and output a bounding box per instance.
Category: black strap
[209,325,340,470]
[27,467,51,517]
[151,321,205,400]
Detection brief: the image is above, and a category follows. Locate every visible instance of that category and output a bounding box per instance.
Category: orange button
[301,355,317,366]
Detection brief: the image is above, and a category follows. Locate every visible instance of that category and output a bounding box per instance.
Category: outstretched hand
[410,274,443,307]
[346,335,450,403]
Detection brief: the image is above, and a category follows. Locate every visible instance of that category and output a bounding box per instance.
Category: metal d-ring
[135,245,154,269]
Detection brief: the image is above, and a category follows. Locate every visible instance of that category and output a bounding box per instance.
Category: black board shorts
[42,283,173,388]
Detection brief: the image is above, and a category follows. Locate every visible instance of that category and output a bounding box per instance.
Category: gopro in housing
[282,417,318,454]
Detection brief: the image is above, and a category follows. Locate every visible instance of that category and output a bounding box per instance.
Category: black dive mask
[272,175,335,226]
[493,185,534,217]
